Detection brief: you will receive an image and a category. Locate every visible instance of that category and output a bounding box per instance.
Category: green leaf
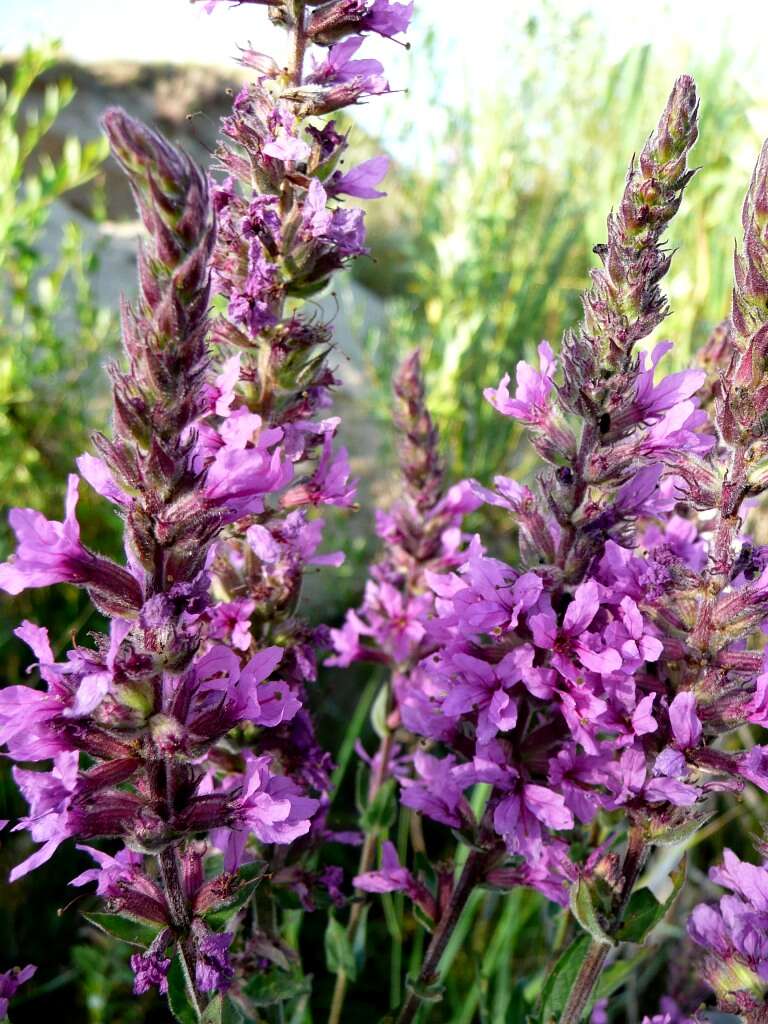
[325,915,357,981]
[412,902,435,934]
[222,998,246,1024]
[355,759,369,816]
[569,879,614,947]
[167,953,199,1024]
[451,827,485,852]
[243,967,312,1008]
[370,682,390,740]
[81,911,162,948]
[539,934,591,1024]
[238,861,267,883]
[616,858,687,944]
[352,903,370,979]
[330,675,379,794]
[645,811,714,846]
[202,995,223,1024]
[201,994,244,1024]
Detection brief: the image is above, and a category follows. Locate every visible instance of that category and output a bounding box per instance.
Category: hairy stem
[158,846,190,931]
[288,0,307,84]
[560,826,649,1024]
[158,823,201,1017]
[559,942,610,1024]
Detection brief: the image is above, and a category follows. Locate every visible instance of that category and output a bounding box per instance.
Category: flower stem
[288,0,307,84]
[158,846,190,931]
[394,849,488,1024]
[559,941,610,1024]
[560,826,648,1024]
[158,842,202,1019]
[328,716,396,1024]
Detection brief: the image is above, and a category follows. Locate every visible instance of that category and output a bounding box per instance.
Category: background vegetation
[0,10,766,1021]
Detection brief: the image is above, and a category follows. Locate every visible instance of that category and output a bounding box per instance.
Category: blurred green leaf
[243,966,312,1008]
[325,914,357,981]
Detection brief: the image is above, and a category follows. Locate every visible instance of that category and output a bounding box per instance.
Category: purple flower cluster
[0,112,319,1001]
[688,848,768,1017]
[0,964,36,1019]
[6,1,768,1017]
[337,80,768,997]
[0,0,410,1008]
[195,0,413,832]
[593,996,694,1024]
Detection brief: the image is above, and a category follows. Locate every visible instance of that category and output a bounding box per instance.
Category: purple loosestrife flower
[10,752,79,880]
[194,928,235,993]
[399,751,470,829]
[337,80,768,955]
[0,475,142,615]
[528,580,624,678]
[130,946,172,996]
[353,841,437,918]
[205,752,319,871]
[0,105,322,1014]
[198,6,410,865]
[0,965,36,1019]
[0,3,525,1020]
[306,0,413,44]
[307,37,390,106]
[688,848,768,1017]
[483,341,556,426]
[69,844,144,896]
[329,155,390,199]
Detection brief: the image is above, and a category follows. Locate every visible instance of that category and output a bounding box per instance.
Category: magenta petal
[10,837,63,882]
[669,691,702,749]
[242,646,284,685]
[563,580,600,633]
[523,784,574,830]
[577,644,622,674]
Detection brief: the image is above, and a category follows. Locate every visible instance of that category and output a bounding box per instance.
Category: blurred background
[1,0,768,1020]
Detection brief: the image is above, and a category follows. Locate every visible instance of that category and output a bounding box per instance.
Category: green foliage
[0,41,115,560]
[243,965,312,1009]
[0,42,118,681]
[167,952,200,1024]
[70,937,153,1024]
[325,915,357,982]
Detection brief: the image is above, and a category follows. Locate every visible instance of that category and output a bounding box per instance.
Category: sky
[1,0,768,76]
[2,0,768,149]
